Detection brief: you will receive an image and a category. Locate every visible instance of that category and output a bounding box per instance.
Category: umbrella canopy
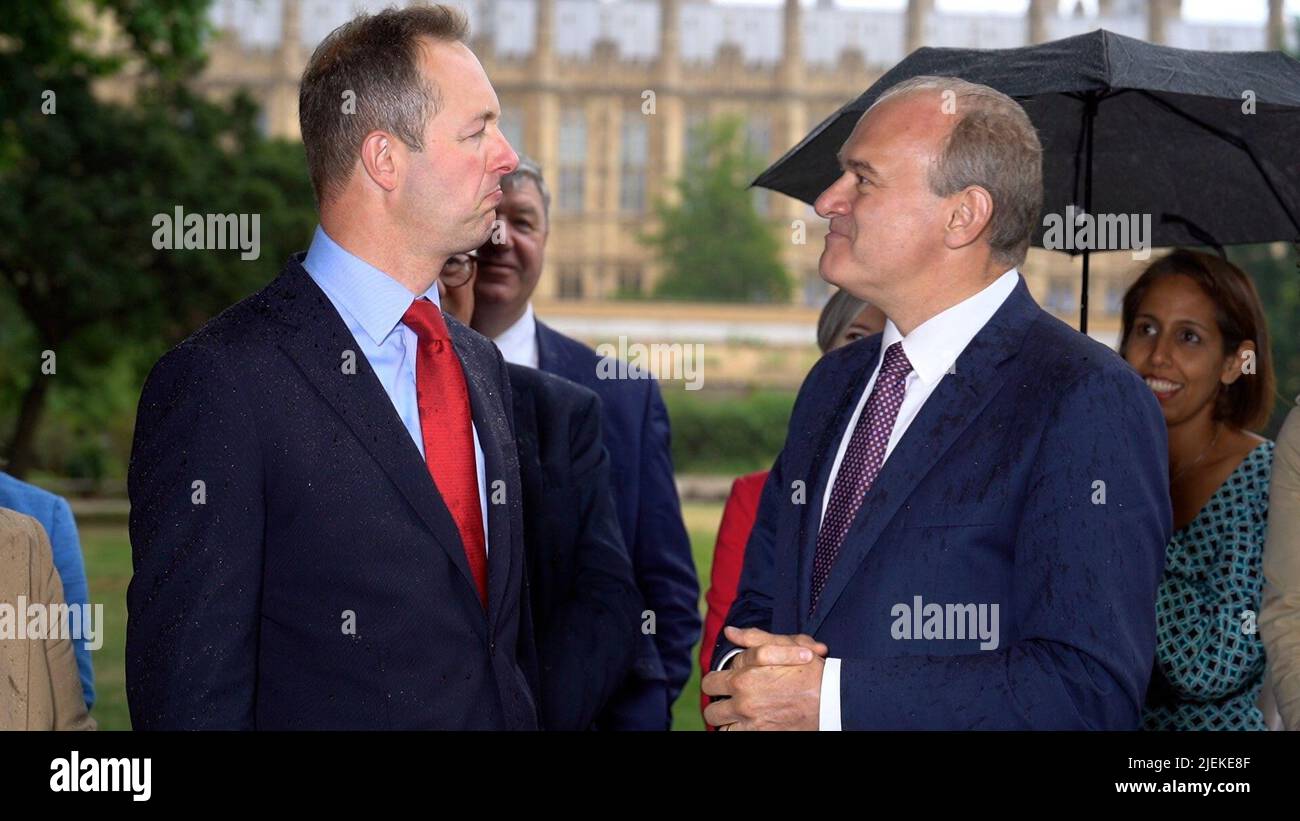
[754,29,1300,330]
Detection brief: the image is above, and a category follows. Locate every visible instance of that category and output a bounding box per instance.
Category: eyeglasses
[441,252,477,288]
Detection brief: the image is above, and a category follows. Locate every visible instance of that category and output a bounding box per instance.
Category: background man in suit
[127,5,539,729]
[704,76,1172,730]
[439,256,642,730]
[470,158,700,730]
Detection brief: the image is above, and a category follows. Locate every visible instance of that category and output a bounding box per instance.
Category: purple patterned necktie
[810,341,913,613]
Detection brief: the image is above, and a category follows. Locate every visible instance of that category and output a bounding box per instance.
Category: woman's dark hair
[1120,248,1275,431]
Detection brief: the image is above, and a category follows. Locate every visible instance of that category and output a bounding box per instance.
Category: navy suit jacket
[713,277,1172,729]
[127,255,539,730]
[508,364,642,730]
[536,321,700,729]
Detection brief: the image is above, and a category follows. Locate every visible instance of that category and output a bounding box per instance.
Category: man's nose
[496,130,519,176]
[814,175,851,219]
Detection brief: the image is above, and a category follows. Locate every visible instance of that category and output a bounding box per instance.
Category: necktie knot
[880,341,913,380]
[402,298,450,345]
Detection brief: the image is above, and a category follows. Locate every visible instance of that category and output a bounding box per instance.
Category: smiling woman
[1120,248,1278,731]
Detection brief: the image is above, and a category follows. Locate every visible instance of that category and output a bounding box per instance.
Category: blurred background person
[699,288,885,723]
[471,156,699,730]
[1121,249,1276,731]
[439,252,643,730]
[1263,405,1300,730]
[0,472,94,711]
[0,507,95,730]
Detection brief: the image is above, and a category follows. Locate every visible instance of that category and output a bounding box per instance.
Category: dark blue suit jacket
[713,277,1172,729]
[127,256,539,730]
[509,364,642,730]
[537,321,700,729]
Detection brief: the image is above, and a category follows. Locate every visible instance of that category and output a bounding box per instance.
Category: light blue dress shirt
[302,226,491,555]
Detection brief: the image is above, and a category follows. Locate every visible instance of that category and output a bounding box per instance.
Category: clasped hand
[701,626,829,731]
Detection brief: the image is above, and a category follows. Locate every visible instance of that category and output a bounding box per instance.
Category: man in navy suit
[704,76,1172,730]
[471,158,700,730]
[440,257,642,730]
[127,6,539,729]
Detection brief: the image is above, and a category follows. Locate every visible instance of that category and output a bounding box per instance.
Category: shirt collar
[301,225,441,346]
[884,268,1020,387]
[493,302,538,366]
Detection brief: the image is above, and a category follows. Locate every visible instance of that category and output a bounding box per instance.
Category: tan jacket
[0,507,95,730]
[1263,407,1300,730]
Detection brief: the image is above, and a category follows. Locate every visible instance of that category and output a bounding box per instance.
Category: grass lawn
[78,500,725,731]
[80,524,133,731]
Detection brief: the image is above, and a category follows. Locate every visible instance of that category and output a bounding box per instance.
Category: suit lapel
[447,316,518,626]
[804,279,1039,635]
[535,321,565,376]
[263,259,485,620]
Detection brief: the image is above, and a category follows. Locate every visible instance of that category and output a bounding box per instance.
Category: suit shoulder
[0,507,50,568]
[508,363,600,410]
[540,322,598,364]
[541,323,658,401]
[1021,311,1140,391]
[155,273,295,376]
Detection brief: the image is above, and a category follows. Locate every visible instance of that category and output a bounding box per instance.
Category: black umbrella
[754,29,1300,333]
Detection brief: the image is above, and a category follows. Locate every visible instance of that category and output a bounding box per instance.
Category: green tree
[0,0,316,477]
[644,115,791,303]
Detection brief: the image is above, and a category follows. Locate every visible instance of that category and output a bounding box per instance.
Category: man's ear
[359,130,400,193]
[943,185,994,252]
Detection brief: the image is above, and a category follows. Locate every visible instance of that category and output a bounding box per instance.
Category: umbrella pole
[1079,92,1097,335]
[1081,249,1090,335]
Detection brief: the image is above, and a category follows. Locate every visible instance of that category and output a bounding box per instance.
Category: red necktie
[401,298,488,610]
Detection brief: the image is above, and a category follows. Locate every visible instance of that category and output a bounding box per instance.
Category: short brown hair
[298,5,469,205]
[871,76,1043,268]
[1120,249,1276,432]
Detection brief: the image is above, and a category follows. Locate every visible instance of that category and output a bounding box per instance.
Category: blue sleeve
[46,495,94,710]
[636,378,701,707]
[836,366,1172,729]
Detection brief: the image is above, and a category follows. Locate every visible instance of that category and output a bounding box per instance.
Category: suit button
[490,640,496,653]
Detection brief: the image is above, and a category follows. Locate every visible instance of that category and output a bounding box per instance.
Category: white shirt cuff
[819,657,842,731]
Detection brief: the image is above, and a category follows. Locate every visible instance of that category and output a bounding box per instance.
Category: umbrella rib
[1135,89,1300,241]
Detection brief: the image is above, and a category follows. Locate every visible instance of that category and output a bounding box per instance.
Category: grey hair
[867,75,1043,268]
[816,288,871,354]
[500,154,551,222]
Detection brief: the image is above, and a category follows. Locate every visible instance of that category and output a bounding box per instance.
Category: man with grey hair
[705,76,1171,730]
[472,156,700,731]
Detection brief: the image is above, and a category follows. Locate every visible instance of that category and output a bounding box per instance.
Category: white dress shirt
[493,302,539,368]
[716,268,1020,730]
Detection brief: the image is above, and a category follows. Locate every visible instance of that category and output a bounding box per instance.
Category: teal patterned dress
[1142,440,1274,731]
